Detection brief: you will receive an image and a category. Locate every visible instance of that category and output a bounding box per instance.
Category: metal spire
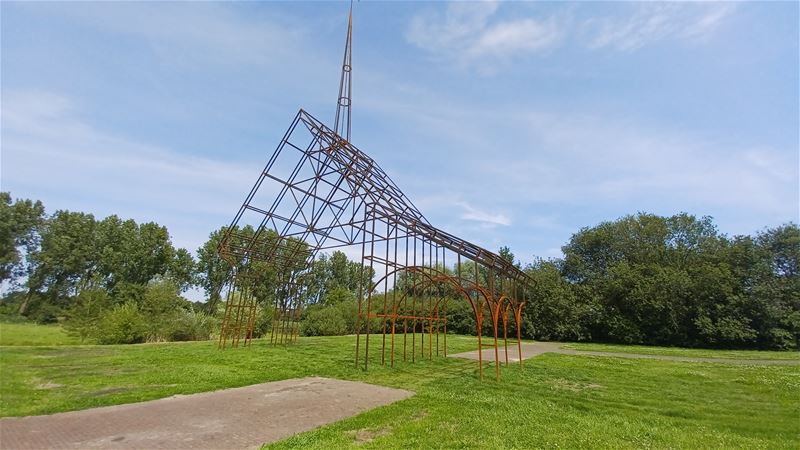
[333,1,353,141]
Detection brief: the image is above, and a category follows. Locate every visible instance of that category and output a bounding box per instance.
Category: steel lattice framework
[217,4,534,381]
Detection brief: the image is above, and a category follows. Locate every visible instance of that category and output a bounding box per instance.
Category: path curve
[449,342,800,366]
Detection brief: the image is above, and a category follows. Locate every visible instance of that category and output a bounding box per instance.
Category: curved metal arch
[367,265,489,299]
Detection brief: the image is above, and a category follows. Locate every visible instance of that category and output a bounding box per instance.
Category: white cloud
[467,18,562,60]
[406,2,736,69]
[585,3,736,51]
[406,1,562,69]
[406,0,499,52]
[456,200,511,227]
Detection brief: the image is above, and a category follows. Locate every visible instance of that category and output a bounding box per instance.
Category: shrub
[140,279,188,342]
[64,289,111,342]
[0,292,26,321]
[301,304,347,336]
[252,305,274,338]
[442,298,477,335]
[300,297,382,336]
[168,310,217,341]
[336,298,361,333]
[28,302,63,324]
[96,302,147,344]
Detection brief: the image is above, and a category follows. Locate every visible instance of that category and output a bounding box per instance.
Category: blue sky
[2,1,798,282]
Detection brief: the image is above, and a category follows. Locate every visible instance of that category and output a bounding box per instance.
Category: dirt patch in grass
[550,378,604,392]
[87,387,133,397]
[410,409,428,421]
[352,427,391,445]
[31,349,112,359]
[35,382,63,390]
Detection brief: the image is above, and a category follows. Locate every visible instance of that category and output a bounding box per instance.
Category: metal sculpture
[217,3,533,380]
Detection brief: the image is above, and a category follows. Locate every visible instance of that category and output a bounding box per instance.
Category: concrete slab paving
[448,342,562,362]
[0,377,413,450]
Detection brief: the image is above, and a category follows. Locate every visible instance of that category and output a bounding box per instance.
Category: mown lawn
[0,324,797,449]
[0,322,81,346]
[562,342,800,360]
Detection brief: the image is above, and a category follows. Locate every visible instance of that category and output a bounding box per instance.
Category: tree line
[524,213,798,350]
[1,192,797,349]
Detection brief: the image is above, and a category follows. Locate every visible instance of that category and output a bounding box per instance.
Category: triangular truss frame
[217,109,534,380]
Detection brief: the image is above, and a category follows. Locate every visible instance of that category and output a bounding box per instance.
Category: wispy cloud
[494,110,797,218]
[12,2,307,69]
[406,2,736,69]
[358,79,797,235]
[456,200,511,227]
[584,3,737,51]
[1,90,259,251]
[406,1,562,70]
[467,17,562,60]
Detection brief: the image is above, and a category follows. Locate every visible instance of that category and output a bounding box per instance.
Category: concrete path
[0,377,413,450]
[449,342,800,366]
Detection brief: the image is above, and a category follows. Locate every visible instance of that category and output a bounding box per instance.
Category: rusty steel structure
[217,3,533,380]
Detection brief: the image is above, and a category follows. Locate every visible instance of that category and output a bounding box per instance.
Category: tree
[197,225,313,313]
[302,250,374,304]
[746,224,800,349]
[498,246,517,267]
[558,213,799,349]
[524,258,588,341]
[561,212,739,346]
[168,248,196,292]
[23,210,98,314]
[0,192,45,285]
[196,227,232,313]
[96,217,175,291]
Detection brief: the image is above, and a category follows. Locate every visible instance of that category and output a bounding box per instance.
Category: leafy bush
[169,310,217,341]
[336,297,363,333]
[0,292,26,321]
[251,305,274,338]
[301,297,384,336]
[96,303,147,344]
[301,303,347,336]
[140,279,189,342]
[442,298,477,336]
[0,313,28,324]
[28,302,63,324]
[64,289,111,342]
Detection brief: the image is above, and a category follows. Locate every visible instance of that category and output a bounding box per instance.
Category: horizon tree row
[1,192,797,349]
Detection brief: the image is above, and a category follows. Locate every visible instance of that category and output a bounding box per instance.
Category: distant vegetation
[526,214,798,350]
[1,192,797,349]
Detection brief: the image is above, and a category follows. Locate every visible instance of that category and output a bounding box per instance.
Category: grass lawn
[0,322,81,346]
[562,342,800,360]
[0,324,797,449]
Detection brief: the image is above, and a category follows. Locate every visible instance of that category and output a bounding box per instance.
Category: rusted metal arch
[358,264,526,380]
[366,268,472,368]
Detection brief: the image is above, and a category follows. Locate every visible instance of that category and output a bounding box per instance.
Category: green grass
[0,326,797,449]
[562,342,800,360]
[0,322,81,346]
